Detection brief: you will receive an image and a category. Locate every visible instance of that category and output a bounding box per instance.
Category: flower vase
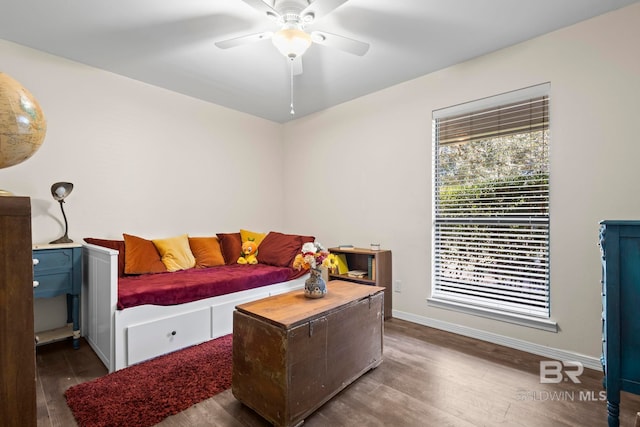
[304,267,327,299]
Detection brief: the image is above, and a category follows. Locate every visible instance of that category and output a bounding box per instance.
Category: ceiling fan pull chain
[290,58,295,115]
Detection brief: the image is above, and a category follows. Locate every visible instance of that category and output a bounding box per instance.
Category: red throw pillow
[217,232,242,265]
[300,235,315,245]
[257,232,316,268]
[123,234,167,275]
[84,238,126,277]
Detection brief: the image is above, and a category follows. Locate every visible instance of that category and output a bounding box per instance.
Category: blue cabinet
[33,243,82,349]
[599,221,640,427]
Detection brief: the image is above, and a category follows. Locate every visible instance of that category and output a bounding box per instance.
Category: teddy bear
[237,239,258,265]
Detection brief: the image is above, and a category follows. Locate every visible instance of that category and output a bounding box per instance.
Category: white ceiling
[1,0,637,123]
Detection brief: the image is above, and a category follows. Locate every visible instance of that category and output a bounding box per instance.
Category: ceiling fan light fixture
[272,27,312,59]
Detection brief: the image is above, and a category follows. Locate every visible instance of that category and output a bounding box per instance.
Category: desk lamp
[50,182,73,244]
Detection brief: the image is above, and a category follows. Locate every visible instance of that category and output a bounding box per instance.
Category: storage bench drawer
[127,307,211,366]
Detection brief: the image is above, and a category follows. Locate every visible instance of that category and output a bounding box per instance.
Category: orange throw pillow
[123,233,167,275]
[189,236,225,268]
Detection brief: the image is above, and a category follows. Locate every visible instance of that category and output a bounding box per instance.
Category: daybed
[81,231,312,372]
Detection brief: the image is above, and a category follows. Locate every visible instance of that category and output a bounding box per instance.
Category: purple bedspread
[117,264,299,310]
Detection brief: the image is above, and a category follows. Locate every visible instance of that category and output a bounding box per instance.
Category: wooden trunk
[232,281,384,427]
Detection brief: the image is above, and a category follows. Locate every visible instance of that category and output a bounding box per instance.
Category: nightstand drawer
[33,272,73,298]
[33,249,74,274]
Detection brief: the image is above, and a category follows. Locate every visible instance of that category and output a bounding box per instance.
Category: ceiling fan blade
[300,0,349,23]
[239,0,281,20]
[215,31,273,49]
[311,31,369,56]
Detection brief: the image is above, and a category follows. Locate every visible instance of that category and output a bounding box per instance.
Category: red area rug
[65,334,232,427]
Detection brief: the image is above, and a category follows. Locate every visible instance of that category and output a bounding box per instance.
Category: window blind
[437,96,549,145]
[432,87,550,318]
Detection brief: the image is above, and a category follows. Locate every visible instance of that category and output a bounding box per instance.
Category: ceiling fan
[215,0,370,76]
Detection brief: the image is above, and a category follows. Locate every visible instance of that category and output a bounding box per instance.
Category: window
[430,84,552,328]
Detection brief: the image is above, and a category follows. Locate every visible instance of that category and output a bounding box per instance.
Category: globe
[0,73,47,169]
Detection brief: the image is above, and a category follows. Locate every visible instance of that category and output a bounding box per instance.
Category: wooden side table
[33,243,82,349]
[328,247,392,319]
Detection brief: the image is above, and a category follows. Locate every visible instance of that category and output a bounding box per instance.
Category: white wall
[0,40,285,331]
[0,40,285,243]
[283,3,640,359]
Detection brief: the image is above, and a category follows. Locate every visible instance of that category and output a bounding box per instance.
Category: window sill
[427,297,558,332]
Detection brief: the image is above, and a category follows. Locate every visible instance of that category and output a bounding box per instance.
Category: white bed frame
[81,244,305,372]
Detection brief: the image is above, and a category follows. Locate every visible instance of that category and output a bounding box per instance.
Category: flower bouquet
[294,241,330,298]
[293,241,330,271]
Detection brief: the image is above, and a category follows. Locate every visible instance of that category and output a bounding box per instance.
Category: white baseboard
[391,309,602,371]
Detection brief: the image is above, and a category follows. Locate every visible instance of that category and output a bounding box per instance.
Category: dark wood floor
[37,319,640,426]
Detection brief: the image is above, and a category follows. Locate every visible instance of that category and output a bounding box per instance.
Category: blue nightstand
[33,243,82,349]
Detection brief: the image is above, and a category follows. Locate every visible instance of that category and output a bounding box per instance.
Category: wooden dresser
[599,220,640,427]
[0,197,36,427]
